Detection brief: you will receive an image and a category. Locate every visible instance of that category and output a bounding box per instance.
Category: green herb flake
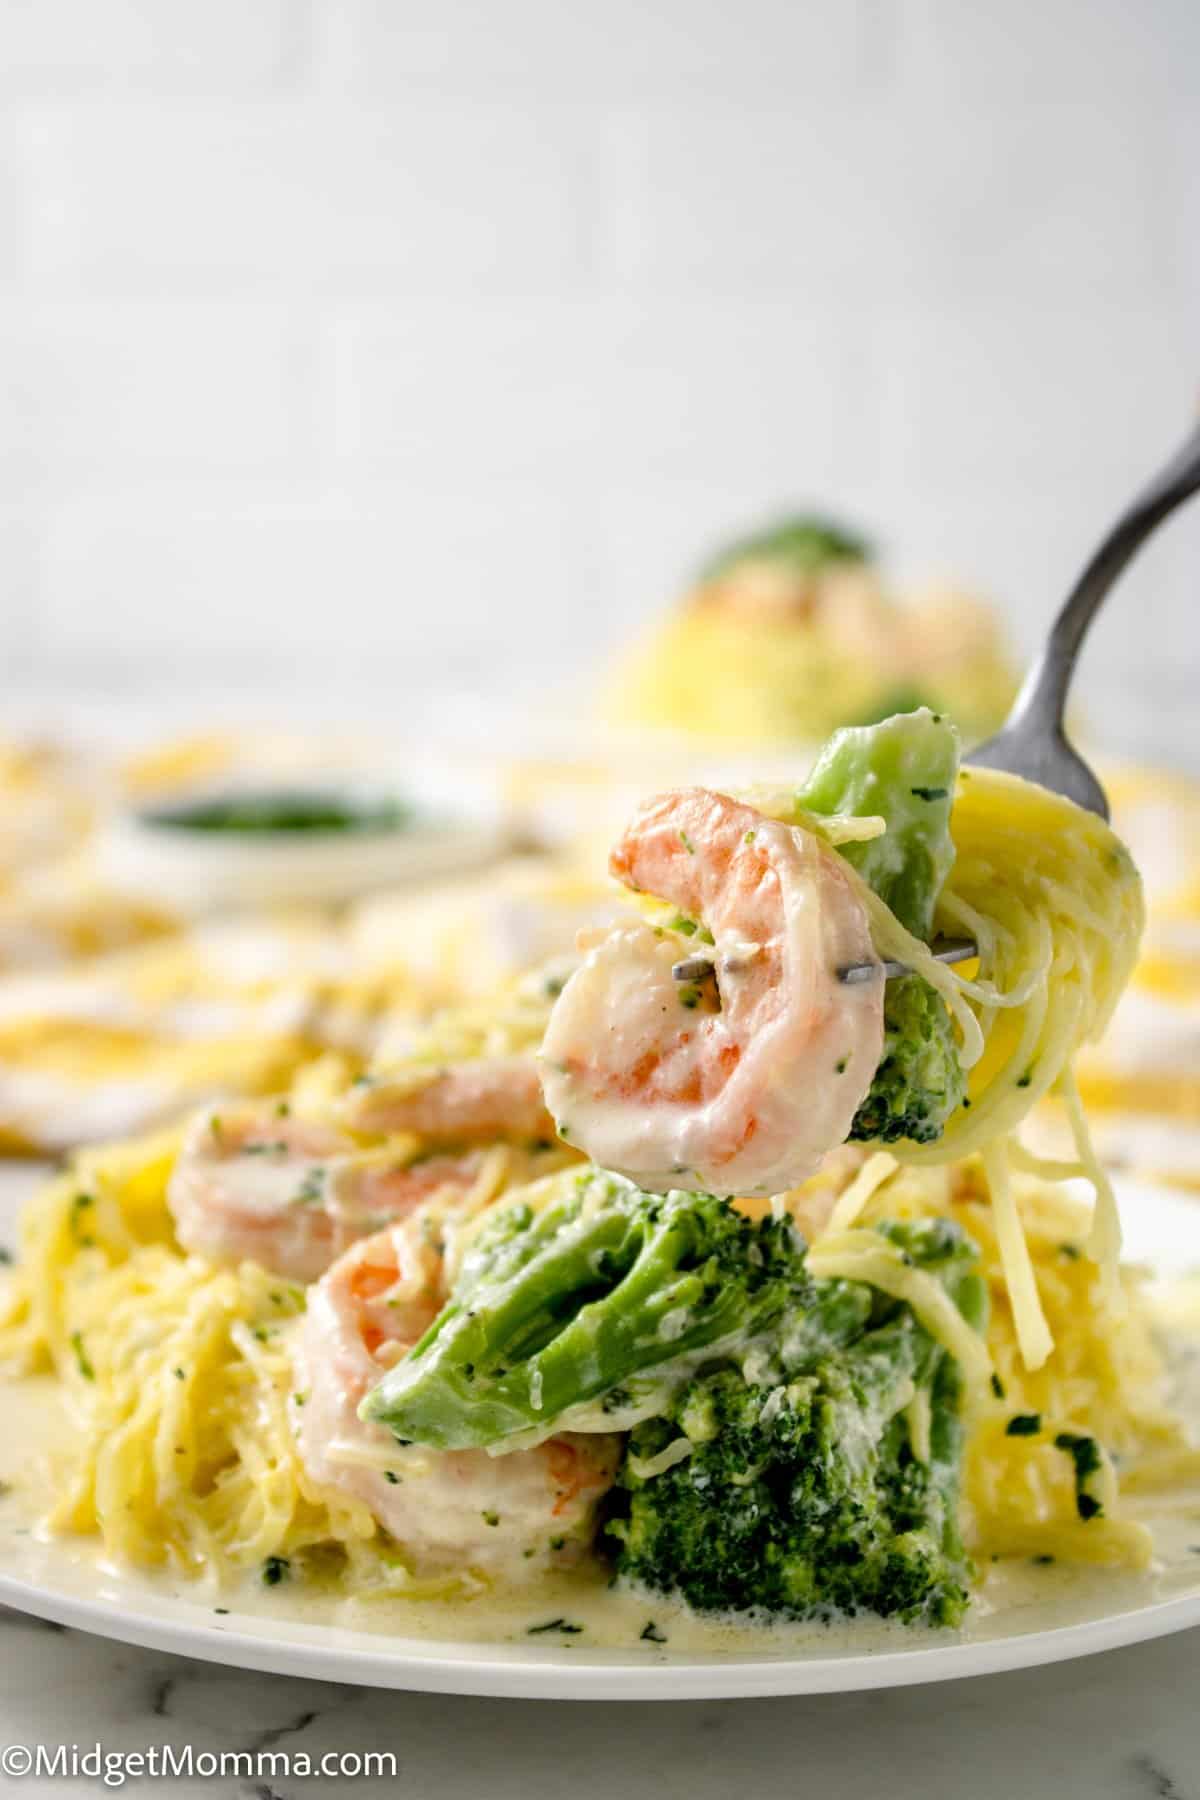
[214,1607,230,1615]
[293,1165,326,1206]
[640,1621,668,1644]
[1059,1243,1081,1261]
[1032,1555,1055,1566]
[834,1057,848,1074]
[482,1510,500,1527]
[910,786,948,802]
[1054,1432,1105,1520]
[679,830,695,854]
[1005,1413,1042,1437]
[70,1331,95,1381]
[173,1367,185,1381]
[743,830,756,844]
[69,1193,95,1242]
[384,1471,400,1485]
[526,1618,582,1636]
[0,1247,12,1265]
[261,1556,290,1586]
[990,1373,1005,1399]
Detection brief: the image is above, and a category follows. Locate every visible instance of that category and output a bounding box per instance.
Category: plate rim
[3,1569,1200,1701]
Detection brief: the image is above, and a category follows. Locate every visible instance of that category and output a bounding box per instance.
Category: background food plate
[2,1171,1199,1701]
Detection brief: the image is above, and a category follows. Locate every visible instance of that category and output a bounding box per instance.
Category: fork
[839,412,1200,982]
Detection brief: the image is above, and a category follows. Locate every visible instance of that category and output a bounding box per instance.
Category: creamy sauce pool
[5,1368,1200,1659]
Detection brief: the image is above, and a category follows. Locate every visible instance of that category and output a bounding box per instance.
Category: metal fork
[965,412,1200,819]
[839,413,1200,982]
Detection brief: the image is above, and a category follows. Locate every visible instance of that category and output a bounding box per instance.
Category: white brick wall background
[0,0,1196,760]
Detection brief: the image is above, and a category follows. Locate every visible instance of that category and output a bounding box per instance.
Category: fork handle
[1010,414,1200,735]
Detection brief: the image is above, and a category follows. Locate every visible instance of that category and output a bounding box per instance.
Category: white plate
[2,1176,1200,1701]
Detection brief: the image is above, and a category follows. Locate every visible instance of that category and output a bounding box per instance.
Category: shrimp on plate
[293,1217,619,1575]
[540,788,885,1198]
[167,1100,522,1284]
[337,1052,554,1146]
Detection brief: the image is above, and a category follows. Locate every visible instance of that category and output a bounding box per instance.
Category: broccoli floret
[798,708,967,1146]
[798,706,958,941]
[360,1170,806,1451]
[607,1219,985,1626]
[699,514,872,586]
[847,975,967,1145]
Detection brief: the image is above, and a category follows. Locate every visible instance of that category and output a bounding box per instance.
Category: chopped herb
[244,1141,288,1157]
[173,1367,185,1381]
[543,973,566,999]
[384,1471,399,1485]
[556,1122,571,1142]
[990,1373,1005,1399]
[1005,1413,1042,1437]
[549,1535,565,1551]
[0,1247,12,1265]
[213,1607,230,1615]
[526,1618,582,1635]
[1032,1555,1055,1566]
[292,1391,308,1407]
[1059,1243,1081,1261]
[275,1100,291,1118]
[961,1097,971,1109]
[679,830,695,854]
[678,985,702,1011]
[293,1165,326,1206]
[482,1510,500,1526]
[1054,1432,1104,1520]
[834,1057,848,1074]
[261,1556,290,1586]
[743,830,756,844]
[69,1193,94,1242]
[1016,1069,1034,1089]
[641,1622,668,1644]
[910,786,948,802]
[70,1331,94,1381]
[252,1326,271,1344]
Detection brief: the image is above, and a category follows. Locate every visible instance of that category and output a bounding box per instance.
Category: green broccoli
[797,708,968,1144]
[607,1219,986,1625]
[698,514,872,586]
[798,706,958,940]
[849,975,967,1145]
[361,1170,808,1451]
[362,1173,988,1625]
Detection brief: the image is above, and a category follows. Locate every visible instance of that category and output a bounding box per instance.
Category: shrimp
[338,1053,554,1145]
[167,1101,494,1284]
[539,788,885,1197]
[293,1219,619,1577]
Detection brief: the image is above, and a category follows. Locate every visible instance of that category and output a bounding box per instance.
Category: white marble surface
[3,1174,1200,1795]
[0,1609,1198,1799]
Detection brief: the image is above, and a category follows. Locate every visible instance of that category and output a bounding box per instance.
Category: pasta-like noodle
[824,768,1144,1368]
[2,1131,1187,1586]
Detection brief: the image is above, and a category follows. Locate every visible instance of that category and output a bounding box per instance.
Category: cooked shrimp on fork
[539,788,884,1197]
